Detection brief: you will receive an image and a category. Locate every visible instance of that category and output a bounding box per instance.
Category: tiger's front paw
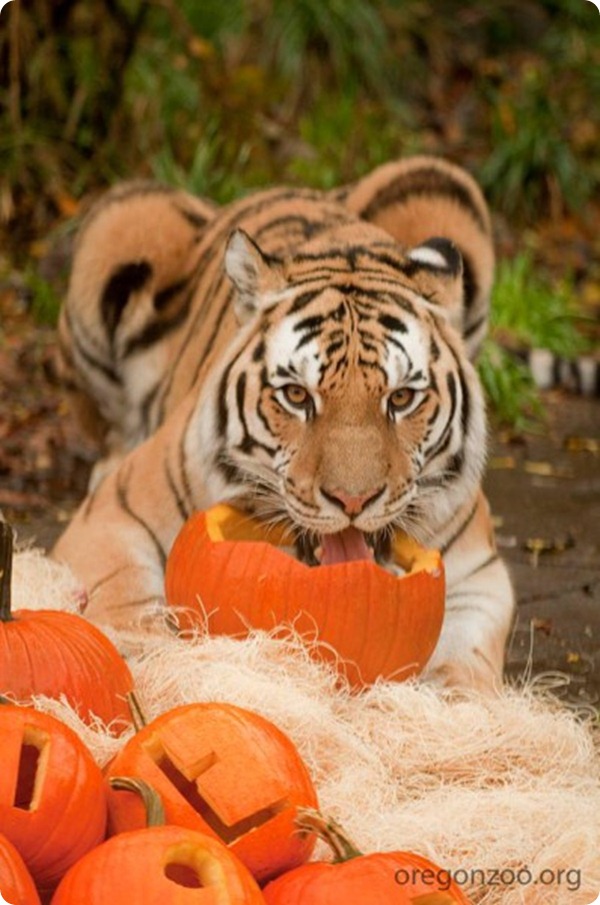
[423,648,504,697]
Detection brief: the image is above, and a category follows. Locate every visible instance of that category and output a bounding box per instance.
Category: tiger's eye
[282,384,311,408]
[388,387,416,414]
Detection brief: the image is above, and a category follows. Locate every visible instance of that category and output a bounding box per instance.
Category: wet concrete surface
[10,392,599,709]
[485,394,599,708]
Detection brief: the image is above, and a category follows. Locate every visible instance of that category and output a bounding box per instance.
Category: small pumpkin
[105,701,318,883]
[0,832,41,905]
[262,809,471,904]
[0,521,134,732]
[51,778,266,904]
[0,702,107,893]
[165,504,445,687]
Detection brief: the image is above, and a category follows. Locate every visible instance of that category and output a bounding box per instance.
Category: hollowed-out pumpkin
[0,522,134,732]
[51,779,265,905]
[165,504,445,687]
[262,809,471,904]
[0,832,41,905]
[105,701,318,884]
[0,703,107,893]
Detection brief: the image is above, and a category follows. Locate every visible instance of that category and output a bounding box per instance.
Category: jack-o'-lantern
[105,701,317,883]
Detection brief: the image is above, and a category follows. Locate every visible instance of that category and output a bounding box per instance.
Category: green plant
[489,253,590,357]
[478,252,591,427]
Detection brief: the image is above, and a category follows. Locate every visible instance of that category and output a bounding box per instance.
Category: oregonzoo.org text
[394,864,583,893]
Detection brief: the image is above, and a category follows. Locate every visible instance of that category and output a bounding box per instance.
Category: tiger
[52,155,515,693]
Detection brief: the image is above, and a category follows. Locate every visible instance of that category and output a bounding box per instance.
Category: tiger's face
[203,224,486,556]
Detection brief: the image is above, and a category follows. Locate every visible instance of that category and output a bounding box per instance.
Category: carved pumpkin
[0,833,40,905]
[52,779,265,905]
[0,703,107,892]
[0,522,134,732]
[262,809,471,904]
[165,505,445,687]
[105,701,318,883]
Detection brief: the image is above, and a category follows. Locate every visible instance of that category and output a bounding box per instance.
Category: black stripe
[116,463,167,567]
[101,261,152,342]
[289,288,324,314]
[123,288,194,356]
[68,308,121,386]
[378,312,408,334]
[358,165,489,234]
[165,454,190,522]
[424,371,458,462]
[440,498,479,555]
[154,274,194,311]
[175,202,213,229]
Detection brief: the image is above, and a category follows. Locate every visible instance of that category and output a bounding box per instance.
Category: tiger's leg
[51,393,207,641]
[423,491,515,693]
[57,181,217,486]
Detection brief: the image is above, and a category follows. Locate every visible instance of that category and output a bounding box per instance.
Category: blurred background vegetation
[1,0,599,425]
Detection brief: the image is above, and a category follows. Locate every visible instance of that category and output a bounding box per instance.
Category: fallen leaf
[524,461,573,478]
[564,436,600,454]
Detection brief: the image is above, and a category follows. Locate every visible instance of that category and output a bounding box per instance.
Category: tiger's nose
[321,485,385,516]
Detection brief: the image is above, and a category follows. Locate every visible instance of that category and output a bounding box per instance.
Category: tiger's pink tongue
[320,526,374,565]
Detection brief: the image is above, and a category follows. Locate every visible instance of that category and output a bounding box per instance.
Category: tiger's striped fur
[53,156,514,692]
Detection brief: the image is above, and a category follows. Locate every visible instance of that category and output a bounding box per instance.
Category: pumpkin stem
[0,522,14,623]
[126,690,148,731]
[109,776,166,827]
[295,807,363,862]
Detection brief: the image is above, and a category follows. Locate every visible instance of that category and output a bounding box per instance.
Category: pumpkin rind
[262,850,471,904]
[0,704,107,891]
[105,702,318,883]
[50,825,266,904]
[165,505,445,687]
[0,832,41,905]
[0,522,134,732]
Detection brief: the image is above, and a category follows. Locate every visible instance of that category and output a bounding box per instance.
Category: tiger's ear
[225,229,287,323]
[406,237,465,329]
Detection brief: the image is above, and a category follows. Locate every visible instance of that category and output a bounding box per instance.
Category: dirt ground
[485,394,599,708]
[1,296,598,707]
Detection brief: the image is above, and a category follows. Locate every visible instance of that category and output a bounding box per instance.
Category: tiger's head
[201,221,486,561]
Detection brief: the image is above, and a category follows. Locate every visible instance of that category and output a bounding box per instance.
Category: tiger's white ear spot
[408,237,463,276]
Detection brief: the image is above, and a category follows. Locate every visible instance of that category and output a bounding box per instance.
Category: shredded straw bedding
[12,547,600,904]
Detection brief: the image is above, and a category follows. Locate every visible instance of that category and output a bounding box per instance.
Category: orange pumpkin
[52,778,265,904]
[262,810,471,904]
[0,703,107,893]
[0,832,41,905]
[0,522,134,732]
[105,701,318,883]
[165,504,445,687]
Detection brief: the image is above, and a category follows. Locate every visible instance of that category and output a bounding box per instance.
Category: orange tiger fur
[53,156,514,692]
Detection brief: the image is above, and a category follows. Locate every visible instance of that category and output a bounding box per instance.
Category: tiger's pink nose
[321,486,385,516]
